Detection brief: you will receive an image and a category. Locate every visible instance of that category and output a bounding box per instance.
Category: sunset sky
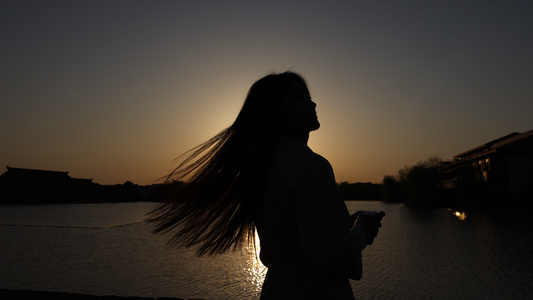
[2,0,532,185]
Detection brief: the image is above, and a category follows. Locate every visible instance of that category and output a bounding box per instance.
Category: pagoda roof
[0,166,93,185]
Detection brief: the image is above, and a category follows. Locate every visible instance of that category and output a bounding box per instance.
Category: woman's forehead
[286,80,310,96]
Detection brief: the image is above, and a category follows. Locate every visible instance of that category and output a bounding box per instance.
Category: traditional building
[0,166,97,204]
[0,166,153,204]
[440,130,533,204]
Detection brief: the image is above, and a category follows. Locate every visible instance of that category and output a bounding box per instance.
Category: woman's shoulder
[273,140,332,173]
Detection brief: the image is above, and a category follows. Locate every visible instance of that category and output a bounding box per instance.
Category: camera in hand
[358,211,386,218]
[351,211,386,245]
[350,210,385,223]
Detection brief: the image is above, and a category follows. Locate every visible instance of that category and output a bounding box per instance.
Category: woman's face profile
[280,80,320,136]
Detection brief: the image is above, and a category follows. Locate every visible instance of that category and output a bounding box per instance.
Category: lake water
[1,201,532,299]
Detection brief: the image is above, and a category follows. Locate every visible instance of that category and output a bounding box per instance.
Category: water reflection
[4,202,532,299]
[453,211,467,221]
[243,231,266,294]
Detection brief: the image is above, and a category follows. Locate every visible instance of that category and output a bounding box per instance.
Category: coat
[254,137,367,300]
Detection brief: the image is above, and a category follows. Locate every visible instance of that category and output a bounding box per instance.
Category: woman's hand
[351,211,385,245]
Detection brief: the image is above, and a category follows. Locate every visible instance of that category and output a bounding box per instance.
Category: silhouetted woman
[147,71,383,299]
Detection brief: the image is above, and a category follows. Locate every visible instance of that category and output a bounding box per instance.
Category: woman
[147,71,383,299]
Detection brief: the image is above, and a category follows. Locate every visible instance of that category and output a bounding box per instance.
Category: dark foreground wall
[0,289,204,300]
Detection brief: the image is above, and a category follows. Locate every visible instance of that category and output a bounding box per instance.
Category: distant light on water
[453,211,467,221]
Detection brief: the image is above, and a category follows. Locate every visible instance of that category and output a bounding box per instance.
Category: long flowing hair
[146,71,308,256]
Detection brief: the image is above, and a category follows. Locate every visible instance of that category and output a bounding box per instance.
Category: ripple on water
[2,201,533,299]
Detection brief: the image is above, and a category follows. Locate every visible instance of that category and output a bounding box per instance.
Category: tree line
[337,156,449,205]
[380,156,447,205]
